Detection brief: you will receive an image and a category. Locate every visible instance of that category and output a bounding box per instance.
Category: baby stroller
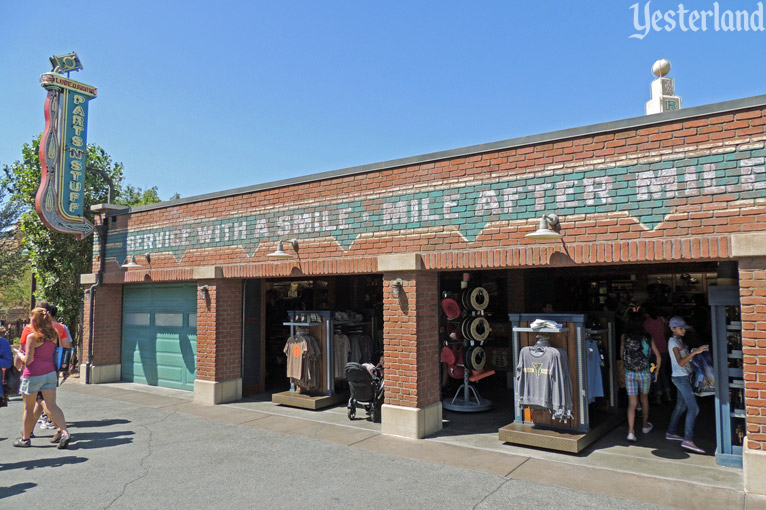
[345,362,384,423]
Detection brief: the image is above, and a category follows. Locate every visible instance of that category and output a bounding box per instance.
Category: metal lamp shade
[121,255,141,268]
[267,241,294,258]
[525,214,563,240]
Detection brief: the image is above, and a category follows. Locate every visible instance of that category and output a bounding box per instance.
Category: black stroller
[344,362,384,423]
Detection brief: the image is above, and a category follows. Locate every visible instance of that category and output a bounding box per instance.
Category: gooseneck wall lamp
[267,239,299,259]
[121,255,142,268]
[391,278,404,298]
[525,213,563,240]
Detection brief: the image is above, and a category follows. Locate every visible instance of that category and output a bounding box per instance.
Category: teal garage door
[121,283,197,390]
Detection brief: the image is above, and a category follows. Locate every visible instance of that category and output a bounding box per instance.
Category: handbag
[3,365,21,395]
[54,337,73,373]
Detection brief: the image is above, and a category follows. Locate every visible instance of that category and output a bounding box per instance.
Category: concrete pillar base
[745,440,766,497]
[381,402,442,439]
[80,363,121,384]
[193,378,242,405]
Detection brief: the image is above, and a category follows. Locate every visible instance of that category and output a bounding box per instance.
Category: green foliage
[0,265,32,311]
[2,136,176,345]
[117,184,161,207]
[0,186,27,284]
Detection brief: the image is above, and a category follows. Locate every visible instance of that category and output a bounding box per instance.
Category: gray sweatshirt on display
[515,345,574,421]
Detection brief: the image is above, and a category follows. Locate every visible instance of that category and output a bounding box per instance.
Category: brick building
[82,94,766,495]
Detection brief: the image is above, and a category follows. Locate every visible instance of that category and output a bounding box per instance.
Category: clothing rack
[272,310,347,410]
[273,310,377,410]
[499,313,620,453]
[584,311,618,411]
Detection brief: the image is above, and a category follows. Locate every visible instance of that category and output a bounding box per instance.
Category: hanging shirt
[333,333,351,379]
[284,336,307,380]
[586,339,605,403]
[515,345,574,421]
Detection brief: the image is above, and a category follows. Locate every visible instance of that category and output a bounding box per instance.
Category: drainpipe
[85,218,107,384]
[84,168,117,384]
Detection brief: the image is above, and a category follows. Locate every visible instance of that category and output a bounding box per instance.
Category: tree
[2,137,171,346]
[117,184,161,207]
[0,186,27,284]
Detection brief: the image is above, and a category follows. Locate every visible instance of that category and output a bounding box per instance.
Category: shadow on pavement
[64,430,134,450]
[651,447,692,460]
[0,482,36,499]
[0,456,87,472]
[69,419,131,428]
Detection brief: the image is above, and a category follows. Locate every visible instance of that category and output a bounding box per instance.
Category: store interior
[242,260,740,461]
[439,261,734,459]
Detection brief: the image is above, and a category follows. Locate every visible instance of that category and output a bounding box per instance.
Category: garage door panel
[157,366,184,382]
[122,283,197,391]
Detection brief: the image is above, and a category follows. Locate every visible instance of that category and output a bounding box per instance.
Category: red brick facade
[740,260,766,451]
[196,279,243,382]
[85,98,766,453]
[82,283,122,366]
[383,272,440,408]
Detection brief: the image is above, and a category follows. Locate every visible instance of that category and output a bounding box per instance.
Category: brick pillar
[194,278,243,404]
[81,283,123,383]
[381,269,441,438]
[741,260,766,451]
[734,233,766,498]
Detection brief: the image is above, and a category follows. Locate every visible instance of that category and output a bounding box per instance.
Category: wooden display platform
[272,390,348,410]
[498,412,623,453]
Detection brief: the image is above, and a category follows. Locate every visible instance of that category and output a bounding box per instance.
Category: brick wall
[196,279,243,381]
[98,105,766,275]
[86,101,766,442]
[383,272,440,408]
[82,284,123,366]
[740,259,766,451]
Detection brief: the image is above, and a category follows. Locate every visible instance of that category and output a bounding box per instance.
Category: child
[665,316,708,454]
[620,308,661,442]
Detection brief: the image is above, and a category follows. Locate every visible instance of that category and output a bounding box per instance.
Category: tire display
[462,286,489,311]
[462,316,490,342]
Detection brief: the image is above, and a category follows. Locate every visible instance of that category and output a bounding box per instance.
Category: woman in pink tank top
[12,308,71,448]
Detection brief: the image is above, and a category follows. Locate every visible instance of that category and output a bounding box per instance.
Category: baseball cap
[669,316,690,329]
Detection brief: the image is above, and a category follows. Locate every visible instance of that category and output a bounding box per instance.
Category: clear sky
[2,1,765,201]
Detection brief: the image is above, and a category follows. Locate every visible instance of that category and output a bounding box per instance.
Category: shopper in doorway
[643,303,671,404]
[12,307,71,448]
[665,316,708,454]
[620,308,661,442]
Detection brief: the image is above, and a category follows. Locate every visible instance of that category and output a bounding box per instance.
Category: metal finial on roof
[651,59,671,77]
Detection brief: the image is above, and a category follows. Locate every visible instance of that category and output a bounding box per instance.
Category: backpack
[623,334,649,372]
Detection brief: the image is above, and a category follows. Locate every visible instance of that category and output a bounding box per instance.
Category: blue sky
[2,1,765,201]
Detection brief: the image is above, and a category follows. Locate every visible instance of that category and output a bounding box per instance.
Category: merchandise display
[515,339,574,421]
[441,279,495,413]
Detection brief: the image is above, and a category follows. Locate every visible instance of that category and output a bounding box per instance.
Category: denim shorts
[19,371,58,394]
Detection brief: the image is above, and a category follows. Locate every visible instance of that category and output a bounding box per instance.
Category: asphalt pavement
[0,383,679,510]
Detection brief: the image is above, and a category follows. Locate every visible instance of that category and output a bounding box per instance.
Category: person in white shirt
[665,316,708,454]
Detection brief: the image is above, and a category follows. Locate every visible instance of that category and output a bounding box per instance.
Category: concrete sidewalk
[38,382,759,509]
[1,382,761,509]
